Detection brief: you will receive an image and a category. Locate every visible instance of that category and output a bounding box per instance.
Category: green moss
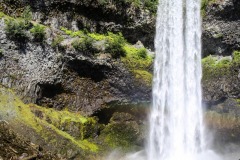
[233,51,240,65]
[60,27,84,37]
[0,86,99,153]
[202,55,233,80]
[105,32,126,58]
[30,24,46,42]
[133,70,153,86]
[121,44,153,86]
[60,28,127,58]
[4,18,29,40]
[101,115,140,151]
[0,11,13,20]
[88,33,106,41]
[51,35,64,48]
[72,36,96,53]
[201,0,216,16]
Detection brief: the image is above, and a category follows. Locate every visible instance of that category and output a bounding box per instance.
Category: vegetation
[51,35,64,48]
[122,45,153,86]
[88,32,106,41]
[62,27,127,58]
[5,19,28,40]
[233,50,240,65]
[21,6,32,27]
[201,0,217,16]
[61,27,84,37]
[0,86,99,153]
[118,0,158,13]
[97,0,158,13]
[143,0,158,13]
[202,51,240,80]
[105,32,126,58]
[101,112,142,150]
[89,31,127,58]
[30,24,46,42]
[72,36,96,54]
[3,6,33,41]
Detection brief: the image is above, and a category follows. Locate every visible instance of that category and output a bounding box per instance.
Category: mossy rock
[0,86,99,159]
[100,112,144,151]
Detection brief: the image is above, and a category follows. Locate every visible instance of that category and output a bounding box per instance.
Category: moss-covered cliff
[0,0,239,159]
[0,2,152,158]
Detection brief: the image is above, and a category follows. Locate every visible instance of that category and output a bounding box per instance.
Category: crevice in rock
[92,103,149,124]
[38,83,64,99]
[67,59,107,82]
[36,83,64,107]
[92,108,116,125]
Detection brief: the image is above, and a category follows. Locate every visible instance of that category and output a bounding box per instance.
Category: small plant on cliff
[143,0,158,13]
[21,6,32,27]
[5,19,28,41]
[233,51,240,65]
[137,48,148,59]
[72,36,96,54]
[105,32,126,58]
[60,27,84,37]
[52,35,64,48]
[30,24,45,42]
[201,0,216,16]
[122,45,153,86]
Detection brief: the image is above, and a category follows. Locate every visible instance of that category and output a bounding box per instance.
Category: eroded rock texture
[202,0,240,56]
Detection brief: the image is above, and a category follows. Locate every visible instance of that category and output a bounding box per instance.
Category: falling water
[147,0,209,159]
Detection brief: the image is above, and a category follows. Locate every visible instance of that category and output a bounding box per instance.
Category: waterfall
[147,0,208,159]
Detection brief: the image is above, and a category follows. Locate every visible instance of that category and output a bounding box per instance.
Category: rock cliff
[0,0,239,158]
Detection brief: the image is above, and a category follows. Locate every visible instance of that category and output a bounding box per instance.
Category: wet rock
[100,112,146,150]
[202,0,240,56]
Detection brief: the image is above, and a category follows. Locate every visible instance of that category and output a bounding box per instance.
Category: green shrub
[5,19,28,40]
[72,36,95,53]
[233,51,240,64]
[202,55,233,80]
[21,6,32,28]
[60,27,84,37]
[121,44,153,86]
[137,48,147,59]
[143,0,158,13]
[88,32,106,41]
[30,24,45,42]
[201,0,216,16]
[52,35,64,48]
[105,32,126,58]
[22,6,32,21]
[123,45,149,60]
[216,57,231,68]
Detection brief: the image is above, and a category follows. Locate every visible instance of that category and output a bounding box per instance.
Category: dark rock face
[202,0,240,126]
[202,66,240,104]
[202,0,240,56]
[0,20,151,115]
[0,0,155,48]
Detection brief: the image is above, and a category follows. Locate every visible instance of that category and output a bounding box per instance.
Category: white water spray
[147,0,215,159]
